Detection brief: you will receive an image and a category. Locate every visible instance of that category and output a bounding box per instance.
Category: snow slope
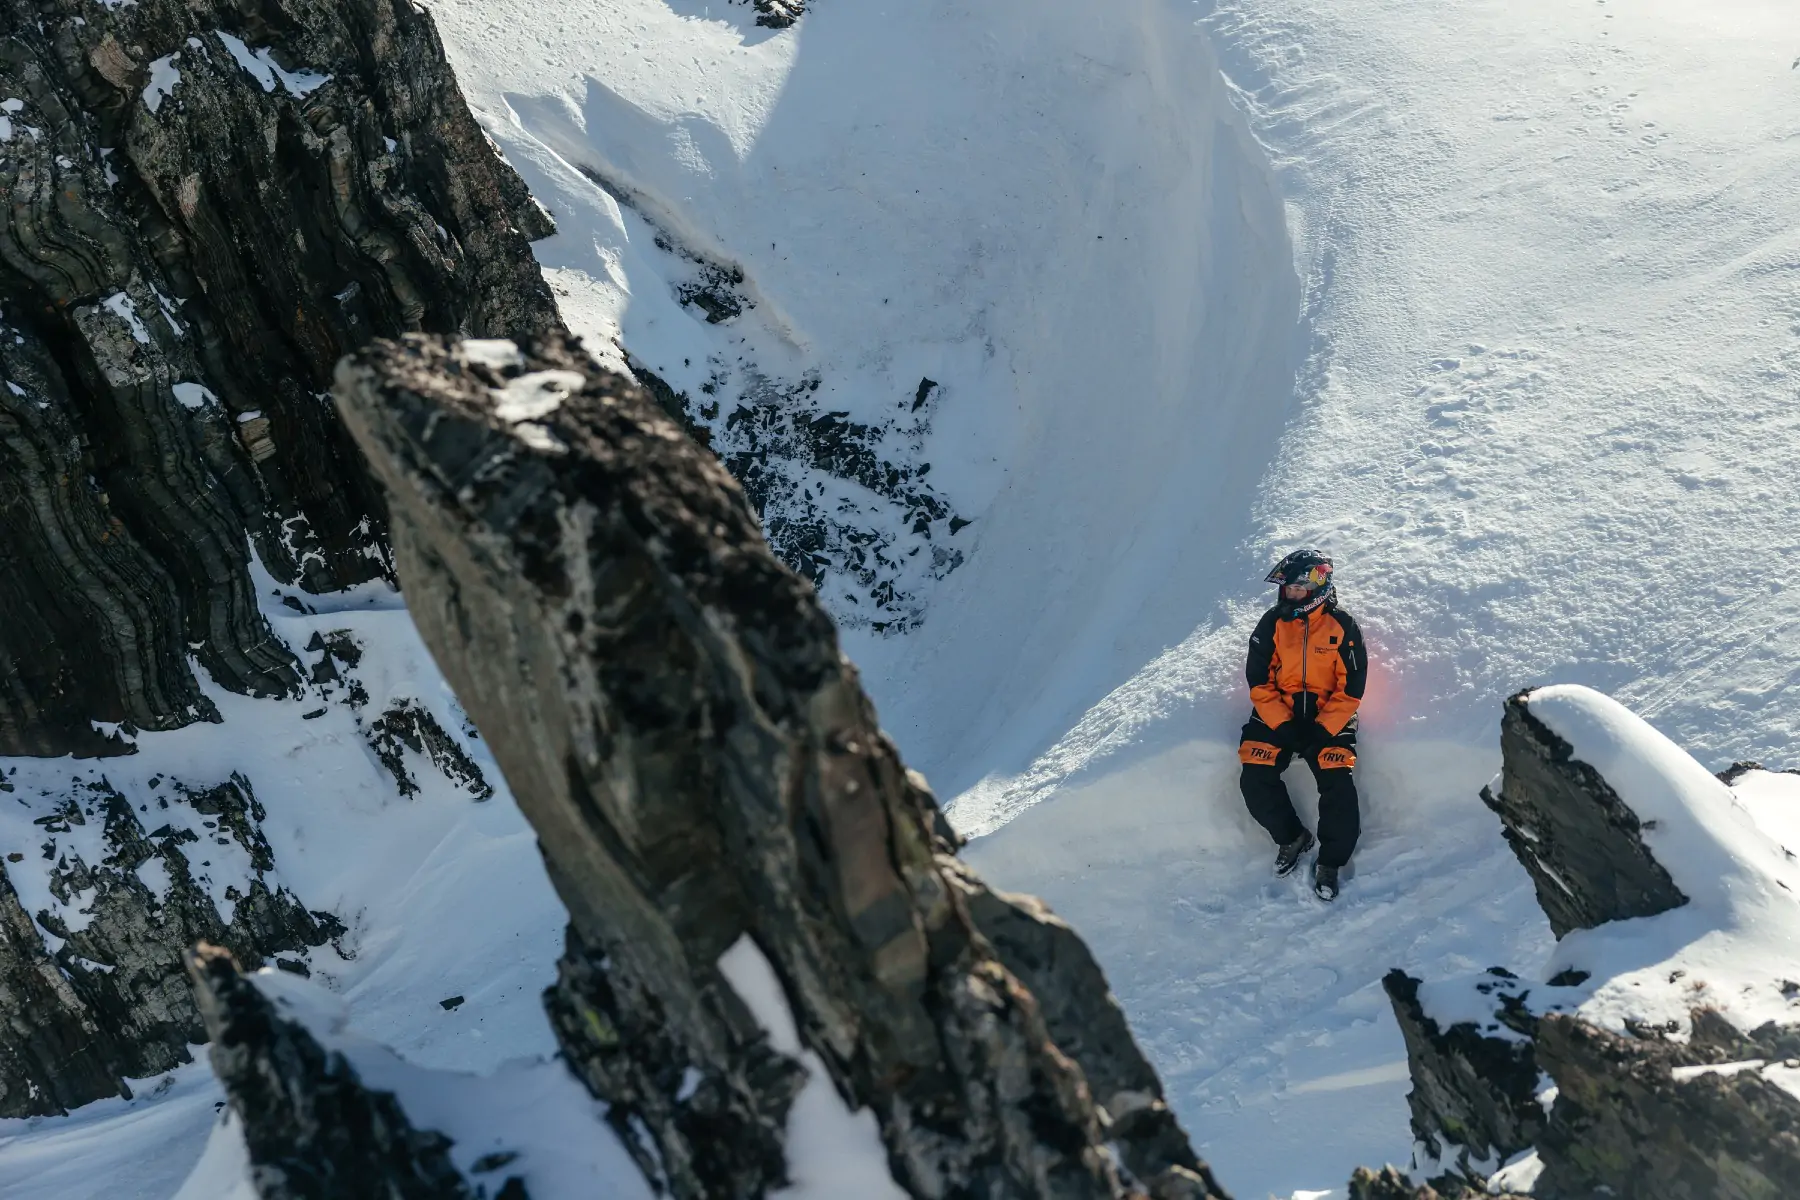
[425,0,1302,773]
[426,0,1800,1194]
[957,3,1800,1192]
[6,0,1800,1196]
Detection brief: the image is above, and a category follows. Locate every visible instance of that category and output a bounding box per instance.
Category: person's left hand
[1297,724,1333,757]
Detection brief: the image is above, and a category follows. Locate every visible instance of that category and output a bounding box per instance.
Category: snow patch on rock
[142,54,180,112]
[717,937,906,1199]
[215,32,331,97]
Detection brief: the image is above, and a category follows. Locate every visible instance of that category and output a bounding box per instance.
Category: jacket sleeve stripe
[1245,609,1278,691]
[1337,612,1367,700]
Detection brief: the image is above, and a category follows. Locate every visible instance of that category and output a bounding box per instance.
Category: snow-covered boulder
[1385,685,1800,1198]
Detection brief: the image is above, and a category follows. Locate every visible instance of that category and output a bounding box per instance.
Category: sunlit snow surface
[6,0,1800,1195]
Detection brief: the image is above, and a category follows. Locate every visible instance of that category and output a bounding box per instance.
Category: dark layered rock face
[187,943,488,1200]
[0,0,536,1120]
[0,769,340,1117]
[1480,690,1688,937]
[0,0,557,758]
[0,864,127,1116]
[334,332,1225,1200]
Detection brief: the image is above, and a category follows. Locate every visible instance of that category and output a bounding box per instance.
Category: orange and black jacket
[1245,603,1367,736]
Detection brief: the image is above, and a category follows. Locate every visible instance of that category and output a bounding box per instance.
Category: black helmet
[1266,549,1334,617]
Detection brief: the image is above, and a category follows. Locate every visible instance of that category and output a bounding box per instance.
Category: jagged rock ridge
[334,332,1226,1199]
[0,0,530,1120]
[0,0,557,760]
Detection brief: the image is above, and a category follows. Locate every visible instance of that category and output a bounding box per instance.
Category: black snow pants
[1238,714,1361,868]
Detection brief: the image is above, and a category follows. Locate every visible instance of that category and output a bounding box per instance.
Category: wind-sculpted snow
[427,0,1299,717]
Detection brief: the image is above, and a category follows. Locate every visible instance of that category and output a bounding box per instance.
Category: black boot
[1313,862,1340,902]
[1275,829,1315,877]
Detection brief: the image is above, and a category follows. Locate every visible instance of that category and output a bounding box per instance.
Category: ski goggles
[1277,564,1332,591]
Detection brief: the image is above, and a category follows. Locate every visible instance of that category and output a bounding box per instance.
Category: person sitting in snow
[1238,549,1367,902]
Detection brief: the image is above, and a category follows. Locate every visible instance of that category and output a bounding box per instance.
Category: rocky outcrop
[187,943,490,1200]
[1534,1012,1800,1199]
[730,0,805,29]
[1479,690,1687,937]
[1380,969,1560,1174]
[0,0,557,758]
[943,858,1229,1196]
[1346,1165,1527,1199]
[0,771,340,1116]
[366,699,493,801]
[586,175,971,634]
[0,866,130,1116]
[334,332,1225,1199]
[1381,687,1800,1198]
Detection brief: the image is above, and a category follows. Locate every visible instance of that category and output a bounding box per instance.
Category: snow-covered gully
[2,0,1798,1195]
